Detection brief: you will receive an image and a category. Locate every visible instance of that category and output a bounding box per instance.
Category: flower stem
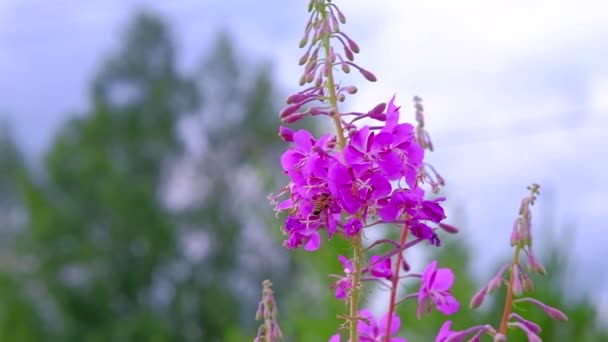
[317,2,357,340]
[318,3,346,150]
[384,224,409,342]
[499,246,522,334]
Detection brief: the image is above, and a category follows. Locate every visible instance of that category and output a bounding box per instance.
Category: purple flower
[280,129,331,187]
[435,321,459,342]
[369,255,392,280]
[328,333,341,342]
[328,162,391,215]
[344,126,405,181]
[283,216,320,251]
[418,261,459,317]
[344,218,363,236]
[357,309,407,342]
[330,255,354,299]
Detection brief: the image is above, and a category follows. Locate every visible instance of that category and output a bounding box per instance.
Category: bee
[312,193,330,216]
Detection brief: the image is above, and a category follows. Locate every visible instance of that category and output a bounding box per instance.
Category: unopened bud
[307,106,326,116]
[278,126,294,142]
[282,112,306,124]
[344,46,354,61]
[342,85,357,94]
[520,272,534,293]
[314,73,323,87]
[306,71,315,84]
[527,252,546,275]
[438,222,459,234]
[510,322,542,342]
[359,68,377,82]
[345,35,360,53]
[469,286,487,309]
[330,14,340,32]
[279,103,303,119]
[512,265,523,296]
[515,297,568,322]
[368,102,387,116]
[493,333,506,342]
[299,51,310,65]
[487,265,508,293]
[336,7,346,23]
[337,93,345,102]
[328,51,337,63]
[286,93,312,104]
[341,61,351,73]
[509,313,541,334]
[299,35,308,48]
[511,217,522,246]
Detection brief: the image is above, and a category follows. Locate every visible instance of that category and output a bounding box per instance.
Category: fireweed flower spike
[254,280,283,342]
[442,184,567,341]
[270,1,452,340]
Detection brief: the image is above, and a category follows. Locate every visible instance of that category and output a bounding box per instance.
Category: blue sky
[1,0,607,314]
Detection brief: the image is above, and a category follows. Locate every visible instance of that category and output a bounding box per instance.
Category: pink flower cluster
[271,96,446,252]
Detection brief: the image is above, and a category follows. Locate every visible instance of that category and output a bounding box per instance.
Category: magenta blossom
[280,129,332,187]
[283,216,320,251]
[435,321,461,342]
[418,261,459,317]
[330,255,354,299]
[369,255,392,280]
[357,309,407,342]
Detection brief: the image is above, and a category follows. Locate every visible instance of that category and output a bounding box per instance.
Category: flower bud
[512,265,523,296]
[282,112,306,124]
[279,103,303,119]
[509,313,541,334]
[469,286,487,309]
[510,217,522,246]
[359,68,377,82]
[299,35,308,48]
[527,251,546,275]
[515,297,569,321]
[520,271,534,293]
[278,126,294,142]
[336,7,346,23]
[342,85,357,94]
[299,50,310,65]
[438,222,459,234]
[345,35,360,53]
[341,61,351,73]
[487,265,508,293]
[493,333,506,342]
[368,102,387,116]
[344,46,354,61]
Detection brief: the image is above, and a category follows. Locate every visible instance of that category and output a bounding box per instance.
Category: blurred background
[0,0,606,341]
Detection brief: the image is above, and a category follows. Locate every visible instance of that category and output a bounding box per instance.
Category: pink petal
[304,232,320,251]
[433,268,455,291]
[437,294,459,315]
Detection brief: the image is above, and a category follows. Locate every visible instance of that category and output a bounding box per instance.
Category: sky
[1,0,607,305]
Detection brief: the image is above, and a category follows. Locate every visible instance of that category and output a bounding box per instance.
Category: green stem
[318,2,355,340]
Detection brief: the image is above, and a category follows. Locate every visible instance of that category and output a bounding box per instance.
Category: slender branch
[384,224,409,342]
[499,246,522,334]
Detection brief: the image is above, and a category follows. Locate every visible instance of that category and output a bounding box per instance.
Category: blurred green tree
[15,11,195,341]
[0,121,45,341]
